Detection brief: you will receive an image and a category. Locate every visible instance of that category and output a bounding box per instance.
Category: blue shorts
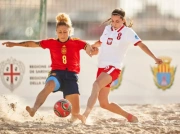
[45,70,79,98]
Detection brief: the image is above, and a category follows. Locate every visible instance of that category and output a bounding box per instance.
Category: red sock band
[127,113,133,122]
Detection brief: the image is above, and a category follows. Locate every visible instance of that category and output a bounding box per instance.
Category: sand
[0,95,180,134]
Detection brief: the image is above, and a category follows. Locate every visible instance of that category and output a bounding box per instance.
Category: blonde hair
[102,8,133,27]
[56,13,74,35]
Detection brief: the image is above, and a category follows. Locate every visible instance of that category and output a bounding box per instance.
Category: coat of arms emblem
[151,56,176,90]
[0,58,25,92]
[107,38,113,45]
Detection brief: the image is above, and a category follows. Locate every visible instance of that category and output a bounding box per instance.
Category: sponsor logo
[151,56,176,90]
[0,58,25,92]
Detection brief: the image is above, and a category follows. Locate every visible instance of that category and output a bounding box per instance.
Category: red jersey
[40,38,87,73]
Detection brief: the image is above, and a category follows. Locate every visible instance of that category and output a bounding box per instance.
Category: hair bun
[56,13,69,23]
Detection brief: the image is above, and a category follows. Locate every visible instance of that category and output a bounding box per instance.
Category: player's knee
[99,101,109,109]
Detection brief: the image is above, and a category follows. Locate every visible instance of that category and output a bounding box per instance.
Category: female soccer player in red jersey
[79,8,163,124]
[2,13,97,122]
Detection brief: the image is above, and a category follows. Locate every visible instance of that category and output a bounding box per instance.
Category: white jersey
[98,25,141,69]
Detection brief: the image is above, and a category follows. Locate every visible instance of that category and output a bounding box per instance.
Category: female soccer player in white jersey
[79,8,163,124]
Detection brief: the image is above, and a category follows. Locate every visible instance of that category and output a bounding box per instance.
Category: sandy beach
[0,95,180,134]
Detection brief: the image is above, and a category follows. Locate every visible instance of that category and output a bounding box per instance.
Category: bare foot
[68,115,77,123]
[77,114,87,124]
[127,114,138,123]
[26,106,36,117]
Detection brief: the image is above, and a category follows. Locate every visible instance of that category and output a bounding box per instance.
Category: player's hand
[155,58,163,64]
[2,42,15,47]
[85,44,93,57]
[91,46,99,56]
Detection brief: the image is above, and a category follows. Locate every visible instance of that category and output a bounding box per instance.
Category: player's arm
[84,43,92,57]
[2,41,40,48]
[137,42,163,64]
[90,40,100,56]
[91,40,102,48]
[84,43,99,56]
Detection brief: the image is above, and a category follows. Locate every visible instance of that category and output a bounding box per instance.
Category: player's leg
[80,72,112,124]
[63,72,80,123]
[65,94,80,122]
[26,76,60,117]
[98,87,138,122]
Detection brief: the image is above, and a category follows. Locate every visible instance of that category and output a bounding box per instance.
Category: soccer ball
[54,99,72,117]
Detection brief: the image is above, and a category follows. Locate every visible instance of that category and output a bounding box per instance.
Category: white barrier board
[0,40,179,106]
